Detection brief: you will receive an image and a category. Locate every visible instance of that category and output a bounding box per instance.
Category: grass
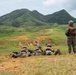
[0,24,68,54]
[0,45,69,56]
[0,45,21,54]
[0,25,76,75]
[0,54,76,75]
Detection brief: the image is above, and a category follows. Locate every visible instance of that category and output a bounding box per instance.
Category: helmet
[68,20,73,25]
[47,44,52,47]
[22,46,27,48]
[37,44,42,49]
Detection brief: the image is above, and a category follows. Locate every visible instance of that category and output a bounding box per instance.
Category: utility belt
[68,34,76,37]
[67,36,76,39]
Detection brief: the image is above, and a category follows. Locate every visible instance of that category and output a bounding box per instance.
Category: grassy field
[0,25,76,75]
[0,54,76,75]
[0,25,67,54]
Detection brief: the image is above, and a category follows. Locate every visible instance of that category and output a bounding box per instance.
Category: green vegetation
[0,24,68,54]
[45,9,76,24]
[0,9,76,75]
[0,9,76,27]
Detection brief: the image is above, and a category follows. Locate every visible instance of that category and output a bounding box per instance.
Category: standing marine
[65,20,76,53]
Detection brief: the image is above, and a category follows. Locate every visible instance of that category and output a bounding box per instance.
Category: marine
[65,20,76,53]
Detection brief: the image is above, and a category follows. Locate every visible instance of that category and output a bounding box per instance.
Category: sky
[0,0,76,18]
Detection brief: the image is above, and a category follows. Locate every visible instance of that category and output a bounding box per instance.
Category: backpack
[65,27,76,36]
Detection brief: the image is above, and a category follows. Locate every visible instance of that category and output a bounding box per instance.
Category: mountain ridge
[0,9,76,27]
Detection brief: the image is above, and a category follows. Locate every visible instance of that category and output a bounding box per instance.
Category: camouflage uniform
[34,45,43,55]
[65,20,76,53]
[67,36,76,53]
[44,44,61,55]
[10,52,19,58]
[19,46,28,57]
[44,44,55,55]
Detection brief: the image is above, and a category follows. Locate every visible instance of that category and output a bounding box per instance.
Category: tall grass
[0,54,76,75]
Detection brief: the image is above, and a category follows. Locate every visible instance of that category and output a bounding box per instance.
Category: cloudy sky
[0,0,76,18]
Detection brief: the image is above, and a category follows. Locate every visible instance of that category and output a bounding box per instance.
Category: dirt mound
[26,36,47,46]
[33,36,47,44]
[8,36,55,46]
[10,36,29,41]
[25,36,55,46]
[15,36,29,40]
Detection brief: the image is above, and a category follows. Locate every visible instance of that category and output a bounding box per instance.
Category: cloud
[65,0,76,11]
[43,0,66,7]
[70,10,76,18]
[42,0,76,11]
[17,0,24,2]
[43,0,56,6]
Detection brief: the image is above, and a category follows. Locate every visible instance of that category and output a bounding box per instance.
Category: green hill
[0,9,76,27]
[0,9,47,27]
[45,9,76,24]
[30,10,46,22]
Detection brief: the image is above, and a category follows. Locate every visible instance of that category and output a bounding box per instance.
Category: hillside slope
[45,9,76,24]
[0,9,76,27]
[0,9,46,27]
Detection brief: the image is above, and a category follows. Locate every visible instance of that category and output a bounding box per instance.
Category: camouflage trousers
[67,36,76,53]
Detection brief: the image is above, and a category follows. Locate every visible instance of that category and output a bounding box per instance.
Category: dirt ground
[0,55,21,72]
[0,54,76,75]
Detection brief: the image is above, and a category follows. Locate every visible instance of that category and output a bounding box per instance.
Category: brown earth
[18,36,55,46]
[0,54,76,75]
[7,36,55,46]
[0,55,21,72]
[14,36,29,40]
